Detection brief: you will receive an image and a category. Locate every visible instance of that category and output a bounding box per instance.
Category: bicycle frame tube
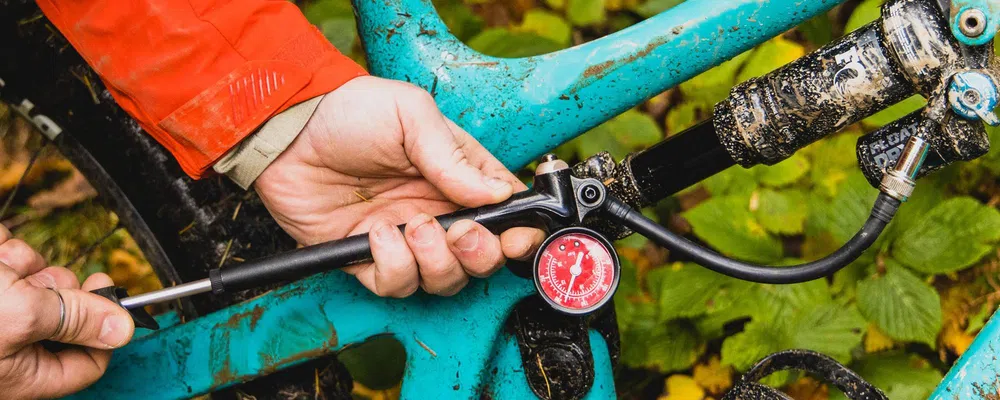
[932,306,1000,398]
[70,1,844,398]
[357,0,844,170]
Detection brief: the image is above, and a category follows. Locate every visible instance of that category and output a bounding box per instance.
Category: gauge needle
[566,252,584,297]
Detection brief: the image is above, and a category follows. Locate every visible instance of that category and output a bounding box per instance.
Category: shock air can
[713,0,961,167]
[857,112,988,187]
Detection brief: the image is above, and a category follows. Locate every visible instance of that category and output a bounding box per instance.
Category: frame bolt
[579,183,604,207]
[960,8,987,37]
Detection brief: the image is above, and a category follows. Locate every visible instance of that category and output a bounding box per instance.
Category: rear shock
[583,0,977,211]
[713,0,960,168]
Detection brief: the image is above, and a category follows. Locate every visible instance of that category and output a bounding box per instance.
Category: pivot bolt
[960,8,987,38]
[578,183,604,207]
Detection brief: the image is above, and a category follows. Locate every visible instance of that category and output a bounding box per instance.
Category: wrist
[213,95,325,189]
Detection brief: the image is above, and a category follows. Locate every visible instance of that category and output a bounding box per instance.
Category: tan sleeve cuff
[213,95,324,189]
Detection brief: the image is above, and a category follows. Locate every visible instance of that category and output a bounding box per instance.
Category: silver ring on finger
[49,287,66,339]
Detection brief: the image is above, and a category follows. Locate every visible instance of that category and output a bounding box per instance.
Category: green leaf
[665,102,700,135]
[807,131,861,198]
[568,109,663,160]
[790,304,866,363]
[808,172,878,244]
[844,0,882,34]
[694,280,757,339]
[752,153,810,187]
[722,293,863,371]
[615,298,656,338]
[754,279,832,322]
[544,0,566,10]
[303,0,354,22]
[679,50,752,106]
[318,19,358,54]
[622,318,704,373]
[633,0,685,18]
[798,14,834,46]
[703,166,757,197]
[615,258,640,298]
[684,196,783,263]
[891,197,1000,273]
[649,263,731,319]
[468,28,563,58]
[303,0,358,54]
[882,176,944,241]
[754,189,808,235]
[721,320,788,370]
[433,0,485,41]
[615,232,648,249]
[863,95,925,128]
[966,301,992,334]
[830,353,941,400]
[736,37,805,83]
[338,336,407,389]
[857,262,942,345]
[516,10,572,46]
[566,0,606,27]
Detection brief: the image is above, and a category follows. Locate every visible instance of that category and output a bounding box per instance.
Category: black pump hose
[603,193,901,284]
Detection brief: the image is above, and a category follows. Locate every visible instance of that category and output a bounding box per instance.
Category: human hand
[255,76,545,297]
[0,225,135,399]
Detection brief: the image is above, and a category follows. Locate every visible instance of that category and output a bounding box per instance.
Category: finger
[0,238,47,278]
[26,266,81,290]
[0,223,11,242]
[27,273,134,348]
[446,220,505,278]
[347,220,420,298]
[501,227,547,261]
[404,214,468,296]
[444,119,526,191]
[29,346,111,399]
[397,91,514,207]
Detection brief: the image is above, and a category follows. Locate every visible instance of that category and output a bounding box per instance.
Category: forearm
[36,0,366,178]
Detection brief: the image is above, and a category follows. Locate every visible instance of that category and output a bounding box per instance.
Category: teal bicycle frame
[67,0,1000,398]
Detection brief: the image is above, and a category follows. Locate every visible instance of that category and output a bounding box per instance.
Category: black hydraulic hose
[603,193,901,284]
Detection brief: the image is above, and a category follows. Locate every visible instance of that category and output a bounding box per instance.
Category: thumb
[398,92,514,207]
[40,273,135,349]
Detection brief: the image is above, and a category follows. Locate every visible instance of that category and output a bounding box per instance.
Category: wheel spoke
[63,222,121,268]
[0,140,47,220]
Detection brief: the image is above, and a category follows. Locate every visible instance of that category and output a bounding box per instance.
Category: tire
[0,2,353,399]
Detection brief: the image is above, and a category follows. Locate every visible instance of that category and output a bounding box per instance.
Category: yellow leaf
[746,218,767,238]
[692,356,733,395]
[659,375,705,400]
[941,321,975,356]
[783,377,829,400]
[864,323,895,353]
[352,381,401,400]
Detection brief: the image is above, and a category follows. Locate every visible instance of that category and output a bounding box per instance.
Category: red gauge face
[534,229,619,314]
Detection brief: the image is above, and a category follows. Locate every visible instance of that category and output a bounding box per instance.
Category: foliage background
[4,0,1000,399]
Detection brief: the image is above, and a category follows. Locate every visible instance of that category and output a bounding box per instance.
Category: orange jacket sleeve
[36,0,367,178]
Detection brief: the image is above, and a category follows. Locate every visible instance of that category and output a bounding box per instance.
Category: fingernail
[412,218,436,245]
[484,176,510,191]
[99,315,131,348]
[455,228,480,251]
[33,272,57,288]
[374,222,396,242]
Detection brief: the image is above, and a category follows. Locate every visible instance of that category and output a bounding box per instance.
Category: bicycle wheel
[0,2,355,398]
